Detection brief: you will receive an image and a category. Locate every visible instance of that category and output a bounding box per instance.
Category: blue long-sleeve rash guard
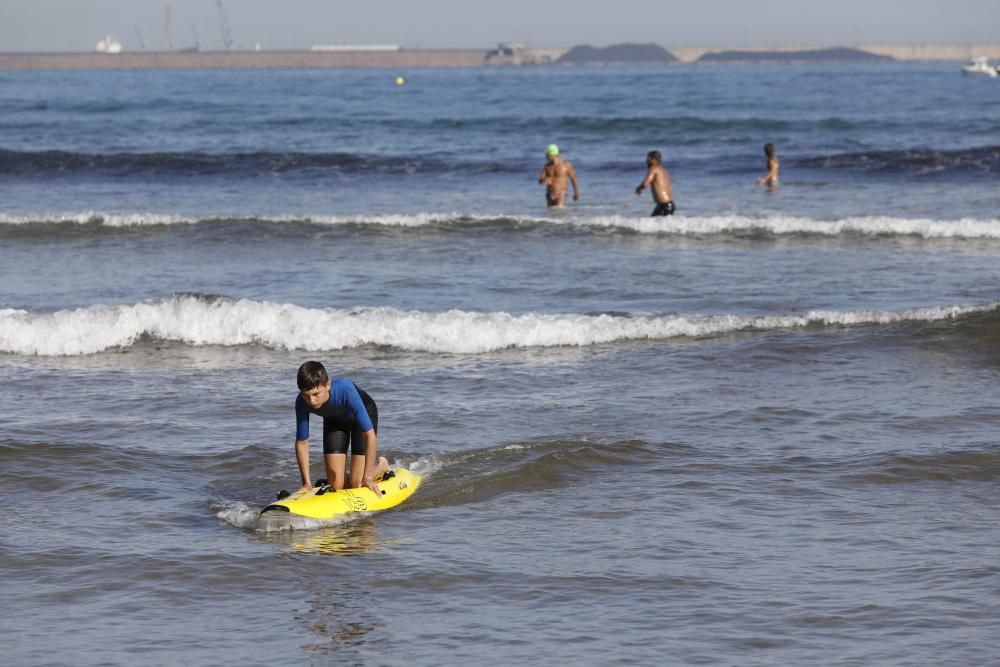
[295,378,374,440]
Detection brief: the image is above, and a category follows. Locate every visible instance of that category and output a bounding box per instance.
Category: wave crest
[2,212,999,239]
[1,296,997,357]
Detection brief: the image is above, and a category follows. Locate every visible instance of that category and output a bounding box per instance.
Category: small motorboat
[962,57,998,77]
[96,35,122,54]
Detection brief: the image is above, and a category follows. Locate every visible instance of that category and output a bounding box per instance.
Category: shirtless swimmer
[635,150,674,217]
[538,144,580,208]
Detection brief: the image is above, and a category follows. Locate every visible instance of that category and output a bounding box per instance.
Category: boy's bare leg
[348,455,390,489]
[324,453,347,490]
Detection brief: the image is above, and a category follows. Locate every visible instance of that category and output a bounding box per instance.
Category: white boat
[96,35,123,54]
[961,57,997,77]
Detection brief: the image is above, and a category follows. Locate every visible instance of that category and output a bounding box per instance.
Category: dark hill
[698,47,893,63]
[557,43,678,65]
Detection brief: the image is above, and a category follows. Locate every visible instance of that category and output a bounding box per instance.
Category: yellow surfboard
[258,468,421,524]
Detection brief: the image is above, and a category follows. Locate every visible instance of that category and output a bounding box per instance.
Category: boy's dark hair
[647,150,662,164]
[764,143,775,158]
[297,361,329,391]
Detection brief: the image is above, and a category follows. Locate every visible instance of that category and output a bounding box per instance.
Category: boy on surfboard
[294,361,388,496]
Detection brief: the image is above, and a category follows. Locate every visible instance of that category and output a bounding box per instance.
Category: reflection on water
[300,583,382,658]
[258,520,381,556]
[263,521,388,656]
[303,615,381,658]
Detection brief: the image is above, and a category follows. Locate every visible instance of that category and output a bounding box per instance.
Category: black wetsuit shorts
[652,201,675,217]
[323,387,379,456]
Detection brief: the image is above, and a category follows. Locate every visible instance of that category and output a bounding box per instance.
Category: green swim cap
[545,144,560,156]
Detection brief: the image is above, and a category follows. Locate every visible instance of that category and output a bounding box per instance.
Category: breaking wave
[2,211,999,239]
[1,295,997,357]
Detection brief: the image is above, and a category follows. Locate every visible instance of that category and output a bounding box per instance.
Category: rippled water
[2,63,999,665]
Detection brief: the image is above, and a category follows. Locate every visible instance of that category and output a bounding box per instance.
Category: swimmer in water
[538,144,580,208]
[635,150,674,217]
[756,143,779,187]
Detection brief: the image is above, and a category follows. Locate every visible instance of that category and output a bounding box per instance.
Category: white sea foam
[570,214,1000,239]
[397,455,446,477]
[1,295,996,357]
[213,499,353,532]
[0,211,190,226]
[0,211,467,228]
[213,500,261,530]
[2,211,1000,238]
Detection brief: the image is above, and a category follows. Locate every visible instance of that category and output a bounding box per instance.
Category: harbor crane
[217,1,234,50]
[164,4,173,51]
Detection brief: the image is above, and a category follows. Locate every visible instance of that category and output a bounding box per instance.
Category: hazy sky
[1,0,998,52]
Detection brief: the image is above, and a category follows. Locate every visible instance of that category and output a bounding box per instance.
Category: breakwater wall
[863,43,1000,61]
[0,49,488,70]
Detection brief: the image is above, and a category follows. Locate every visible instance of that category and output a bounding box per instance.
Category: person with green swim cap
[538,143,580,208]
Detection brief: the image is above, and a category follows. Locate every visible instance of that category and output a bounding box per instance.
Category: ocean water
[1,62,999,666]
